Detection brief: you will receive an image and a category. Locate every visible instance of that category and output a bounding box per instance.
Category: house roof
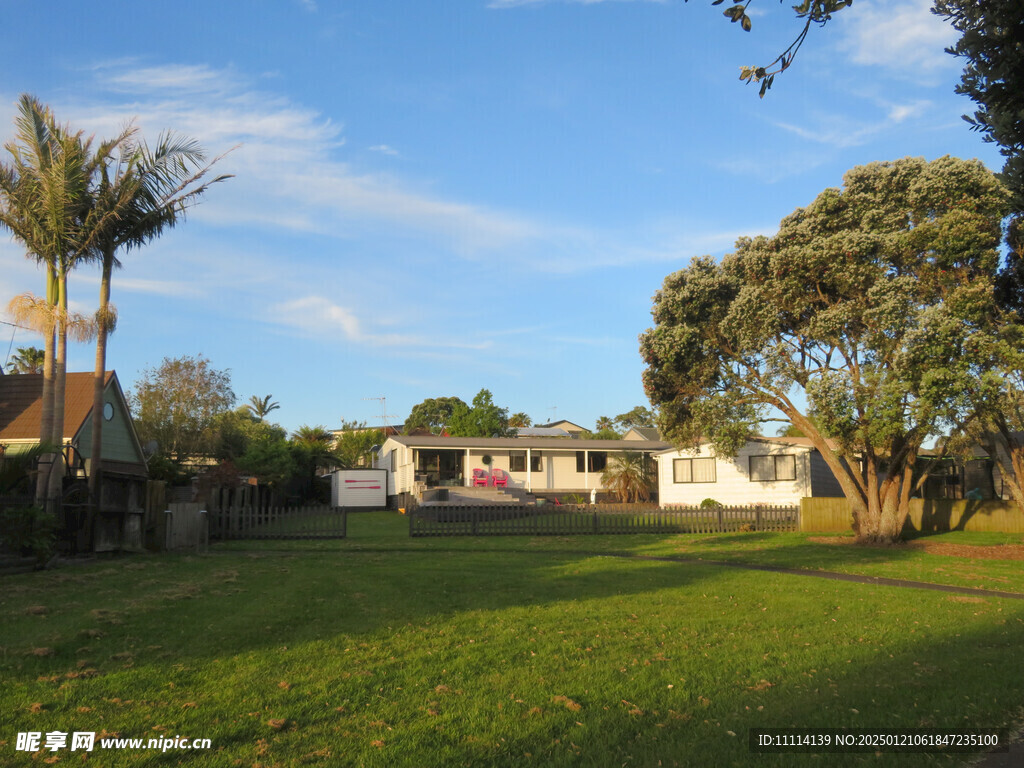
[623,427,661,441]
[0,372,114,442]
[515,427,572,438]
[653,435,841,456]
[537,420,586,432]
[386,434,671,452]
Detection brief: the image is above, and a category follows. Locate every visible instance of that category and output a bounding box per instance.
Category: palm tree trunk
[48,271,68,504]
[34,267,58,506]
[87,252,114,545]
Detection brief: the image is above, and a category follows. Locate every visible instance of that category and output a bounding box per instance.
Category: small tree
[405,396,467,434]
[246,394,280,421]
[601,452,654,503]
[5,346,45,374]
[129,355,235,464]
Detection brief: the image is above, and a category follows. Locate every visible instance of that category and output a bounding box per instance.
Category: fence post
[755,505,762,531]
[472,509,478,536]
[164,509,173,551]
[717,506,724,532]
[199,510,209,553]
[593,509,599,534]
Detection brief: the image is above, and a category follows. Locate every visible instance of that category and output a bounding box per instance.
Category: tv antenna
[547,406,557,424]
[362,396,399,428]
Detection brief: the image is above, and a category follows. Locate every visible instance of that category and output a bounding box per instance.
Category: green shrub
[700,498,723,509]
[0,505,56,565]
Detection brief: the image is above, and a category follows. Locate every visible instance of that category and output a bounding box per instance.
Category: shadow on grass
[3,547,1023,768]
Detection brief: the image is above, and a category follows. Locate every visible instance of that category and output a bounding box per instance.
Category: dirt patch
[808,537,1024,561]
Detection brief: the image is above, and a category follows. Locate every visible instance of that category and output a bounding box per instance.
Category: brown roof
[0,372,114,442]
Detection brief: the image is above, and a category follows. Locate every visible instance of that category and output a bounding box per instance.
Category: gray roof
[515,427,571,438]
[387,434,671,452]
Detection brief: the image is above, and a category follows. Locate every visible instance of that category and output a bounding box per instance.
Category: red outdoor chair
[472,468,489,487]
[490,467,508,487]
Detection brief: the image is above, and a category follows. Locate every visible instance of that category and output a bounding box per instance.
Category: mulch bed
[808,537,1024,561]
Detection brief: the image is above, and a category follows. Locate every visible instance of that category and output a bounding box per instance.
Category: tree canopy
[405,396,467,434]
[641,156,1009,542]
[934,0,1024,214]
[448,389,515,438]
[129,355,236,461]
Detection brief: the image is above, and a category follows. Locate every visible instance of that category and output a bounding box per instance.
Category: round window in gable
[103,402,114,421]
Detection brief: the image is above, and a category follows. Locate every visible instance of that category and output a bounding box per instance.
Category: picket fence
[408,503,798,537]
[209,504,347,540]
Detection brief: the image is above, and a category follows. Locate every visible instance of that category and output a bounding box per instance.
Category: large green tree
[405,396,467,434]
[447,389,515,438]
[641,156,1009,543]
[129,355,235,463]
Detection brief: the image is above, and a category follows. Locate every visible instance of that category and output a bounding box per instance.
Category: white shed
[331,469,388,509]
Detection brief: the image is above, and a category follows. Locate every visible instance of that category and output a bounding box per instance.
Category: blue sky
[0,0,1004,434]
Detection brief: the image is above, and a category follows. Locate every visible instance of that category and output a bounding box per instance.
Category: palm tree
[507,412,532,429]
[6,346,45,374]
[600,451,655,503]
[85,130,231,511]
[0,95,103,503]
[247,394,281,422]
[595,416,614,432]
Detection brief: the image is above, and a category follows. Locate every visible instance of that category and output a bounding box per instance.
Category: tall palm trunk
[34,267,58,505]
[48,271,69,503]
[87,248,115,541]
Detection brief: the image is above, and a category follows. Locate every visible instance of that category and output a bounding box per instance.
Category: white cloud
[768,99,932,149]
[269,296,491,349]
[369,144,399,156]
[839,0,957,75]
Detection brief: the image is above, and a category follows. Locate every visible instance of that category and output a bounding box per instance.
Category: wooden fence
[164,504,209,551]
[800,497,1024,534]
[209,505,347,540]
[408,503,798,537]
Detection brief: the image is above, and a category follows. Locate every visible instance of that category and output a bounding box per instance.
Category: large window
[673,457,716,483]
[531,451,542,472]
[509,450,526,473]
[575,451,607,472]
[749,454,797,482]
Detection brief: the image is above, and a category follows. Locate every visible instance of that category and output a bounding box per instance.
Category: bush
[700,498,723,509]
[0,505,56,565]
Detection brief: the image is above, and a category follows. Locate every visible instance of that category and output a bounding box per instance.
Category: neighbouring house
[330,423,404,442]
[536,420,587,437]
[654,436,843,507]
[0,371,148,550]
[622,426,661,441]
[375,434,670,501]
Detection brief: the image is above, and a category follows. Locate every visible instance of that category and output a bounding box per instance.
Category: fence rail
[210,505,347,540]
[409,503,798,537]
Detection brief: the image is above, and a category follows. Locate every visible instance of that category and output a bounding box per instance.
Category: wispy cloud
[269,295,491,349]
[369,144,399,156]
[839,0,957,76]
[768,99,932,149]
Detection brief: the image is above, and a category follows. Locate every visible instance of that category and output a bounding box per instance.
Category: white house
[655,436,843,507]
[375,434,670,500]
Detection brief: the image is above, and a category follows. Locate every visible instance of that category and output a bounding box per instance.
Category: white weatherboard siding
[809,451,844,496]
[657,442,813,507]
[331,470,388,508]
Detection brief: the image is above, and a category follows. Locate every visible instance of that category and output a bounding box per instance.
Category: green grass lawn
[2,512,1023,767]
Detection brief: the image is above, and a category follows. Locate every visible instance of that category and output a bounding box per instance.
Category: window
[749,454,797,482]
[509,451,526,473]
[531,451,542,472]
[673,457,716,483]
[575,451,607,472]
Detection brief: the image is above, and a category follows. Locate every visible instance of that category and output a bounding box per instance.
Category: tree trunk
[48,273,68,504]
[34,266,58,506]
[87,254,114,548]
